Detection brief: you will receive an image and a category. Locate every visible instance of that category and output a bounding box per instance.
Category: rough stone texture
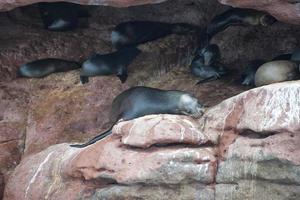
[219,0,300,25]
[216,181,300,200]
[0,81,29,200]
[89,184,214,200]
[4,81,300,200]
[4,115,217,200]
[113,114,219,148]
[0,0,168,12]
[0,0,299,25]
[24,76,128,157]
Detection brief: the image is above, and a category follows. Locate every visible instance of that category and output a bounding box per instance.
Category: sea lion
[190,44,227,84]
[111,21,199,49]
[18,58,81,78]
[254,60,299,87]
[80,46,141,84]
[291,48,300,63]
[207,8,277,39]
[70,86,205,148]
[39,2,89,31]
[241,59,265,86]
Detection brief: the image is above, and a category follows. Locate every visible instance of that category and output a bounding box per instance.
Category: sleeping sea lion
[207,8,277,39]
[18,58,81,78]
[80,46,141,84]
[111,21,199,49]
[254,60,299,87]
[39,2,89,31]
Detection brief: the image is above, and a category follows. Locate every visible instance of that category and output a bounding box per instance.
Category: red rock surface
[218,0,300,25]
[4,115,217,200]
[4,81,300,200]
[1,1,300,199]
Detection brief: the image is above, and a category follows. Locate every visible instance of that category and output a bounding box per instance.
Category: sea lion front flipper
[80,76,89,84]
[70,128,112,148]
[117,66,128,83]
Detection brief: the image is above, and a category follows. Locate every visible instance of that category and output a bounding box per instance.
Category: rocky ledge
[219,0,300,25]
[0,0,299,25]
[4,81,300,200]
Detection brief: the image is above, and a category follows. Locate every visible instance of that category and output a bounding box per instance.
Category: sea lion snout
[260,14,277,26]
[190,105,206,118]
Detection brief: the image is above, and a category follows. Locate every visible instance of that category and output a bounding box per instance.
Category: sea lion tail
[70,128,112,148]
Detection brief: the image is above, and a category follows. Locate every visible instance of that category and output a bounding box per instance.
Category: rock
[216,180,300,200]
[0,174,3,200]
[1,1,300,198]
[89,184,215,200]
[4,81,300,199]
[0,81,29,199]
[24,76,129,156]
[198,81,300,199]
[113,114,219,148]
[0,0,168,12]
[218,0,300,25]
[4,114,217,200]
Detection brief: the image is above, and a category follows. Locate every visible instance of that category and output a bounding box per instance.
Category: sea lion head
[260,14,277,26]
[178,94,205,118]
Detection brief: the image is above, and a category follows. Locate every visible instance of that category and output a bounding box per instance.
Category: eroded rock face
[0,81,29,200]
[218,0,300,25]
[1,0,300,198]
[4,115,217,200]
[4,81,300,200]
[1,0,300,25]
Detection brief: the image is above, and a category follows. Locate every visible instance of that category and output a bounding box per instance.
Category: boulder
[4,81,300,199]
[218,0,300,25]
[4,114,217,200]
[0,81,29,200]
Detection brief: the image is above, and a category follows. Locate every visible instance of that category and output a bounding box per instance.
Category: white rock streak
[25,152,54,199]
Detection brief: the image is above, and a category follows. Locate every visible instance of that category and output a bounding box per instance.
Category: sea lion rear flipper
[70,128,112,148]
[80,76,89,84]
[117,66,128,83]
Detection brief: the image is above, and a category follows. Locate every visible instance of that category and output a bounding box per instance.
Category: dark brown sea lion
[70,86,205,148]
[207,8,276,39]
[241,59,266,86]
[190,44,227,84]
[111,21,199,49]
[18,58,80,78]
[39,2,89,31]
[80,46,141,84]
